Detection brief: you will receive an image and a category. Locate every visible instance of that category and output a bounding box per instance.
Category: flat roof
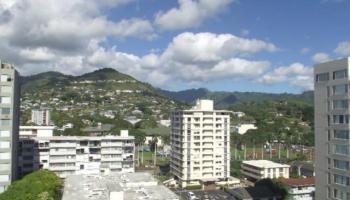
[242,160,290,168]
[38,135,134,140]
[20,126,55,130]
[62,172,178,200]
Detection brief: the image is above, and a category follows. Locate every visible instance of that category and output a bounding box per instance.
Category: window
[334,130,349,140]
[334,189,350,200]
[333,100,348,109]
[0,75,10,82]
[1,108,10,115]
[333,84,348,95]
[334,174,350,186]
[0,152,10,160]
[0,175,9,182]
[0,97,11,104]
[334,144,349,156]
[334,159,349,170]
[316,72,329,82]
[333,115,349,124]
[0,131,9,137]
[0,142,10,149]
[0,120,10,126]
[333,69,348,80]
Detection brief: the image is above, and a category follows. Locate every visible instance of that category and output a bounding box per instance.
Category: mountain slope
[20,68,182,126]
[157,88,314,108]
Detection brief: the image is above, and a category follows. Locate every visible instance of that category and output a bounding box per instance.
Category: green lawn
[136,151,170,166]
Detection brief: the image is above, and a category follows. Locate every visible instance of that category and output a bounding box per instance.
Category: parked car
[187,192,199,200]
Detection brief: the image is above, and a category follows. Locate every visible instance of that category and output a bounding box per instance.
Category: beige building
[314,57,350,200]
[0,62,20,193]
[31,108,51,126]
[170,100,231,188]
[241,160,290,180]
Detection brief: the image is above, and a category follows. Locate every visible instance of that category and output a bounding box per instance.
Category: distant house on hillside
[82,123,114,136]
[232,123,257,135]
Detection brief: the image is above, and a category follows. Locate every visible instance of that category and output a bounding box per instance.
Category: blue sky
[1,0,350,93]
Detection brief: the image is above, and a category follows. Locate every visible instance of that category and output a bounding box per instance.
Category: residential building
[81,123,113,136]
[280,177,315,200]
[19,126,55,138]
[241,160,290,180]
[0,62,20,192]
[18,130,135,178]
[170,100,231,188]
[232,123,257,135]
[314,57,350,200]
[31,108,51,125]
[62,172,178,200]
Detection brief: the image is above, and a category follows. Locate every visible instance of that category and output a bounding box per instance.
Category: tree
[0,170,62,200]
[255,178,288,199]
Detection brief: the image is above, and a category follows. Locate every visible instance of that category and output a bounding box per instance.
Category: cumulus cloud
[259,63,313,90]
[0,0,281,89]
[334,41,350,56]
[155,0,234,30]
[312,52,330,63]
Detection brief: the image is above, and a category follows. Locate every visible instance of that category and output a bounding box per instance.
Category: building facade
[170,100,231,188]
[0,62,19,192]
[31,108,51,126]
[314,57,350,200]
[281,177,315,200]
[18,129,135,178]
[241,160,290,180]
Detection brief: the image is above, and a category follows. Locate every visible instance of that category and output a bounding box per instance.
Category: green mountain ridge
[157,88,314,108]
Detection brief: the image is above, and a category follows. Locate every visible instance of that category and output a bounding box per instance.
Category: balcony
[50,150,76,155]
[50,142,76,148]
[50,158,76,163]
[50,165,76,171]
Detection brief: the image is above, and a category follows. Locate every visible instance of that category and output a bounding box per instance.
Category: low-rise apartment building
[281,177,315,200]
[241,160,290,180]
[18,128,135,178]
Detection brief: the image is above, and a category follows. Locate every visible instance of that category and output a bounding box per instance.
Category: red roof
[281,177,315,187]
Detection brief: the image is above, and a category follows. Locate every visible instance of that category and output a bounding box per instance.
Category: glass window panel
[333,69,348,80]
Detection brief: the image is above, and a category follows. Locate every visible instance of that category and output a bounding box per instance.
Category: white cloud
[312,52,330,63]
[155,0,233,30]
[300,47,310,54]
[0,0,282,89]
[161,32,277,64]
[334,41,350,56]
[259,63,313,90]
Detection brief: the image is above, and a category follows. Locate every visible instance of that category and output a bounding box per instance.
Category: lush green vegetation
[255,178,289,199]
[230,100,314,146]
[0,170,62,200]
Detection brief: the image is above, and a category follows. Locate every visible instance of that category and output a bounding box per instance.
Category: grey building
[314,57,350,200]
[0,62,20,192]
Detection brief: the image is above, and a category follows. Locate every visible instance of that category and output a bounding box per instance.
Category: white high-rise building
[0,62,19,193]
[31,108,51,126]
[170,100,231,188]
[18,129,135,178]
[314,57,350,200]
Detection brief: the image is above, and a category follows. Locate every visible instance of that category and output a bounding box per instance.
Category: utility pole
[244,144,247,160]
[154,142,157,167]
[141,144,144,165]
[253,141,256,159]
[278,143,281,160]
[261,144,264,160]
